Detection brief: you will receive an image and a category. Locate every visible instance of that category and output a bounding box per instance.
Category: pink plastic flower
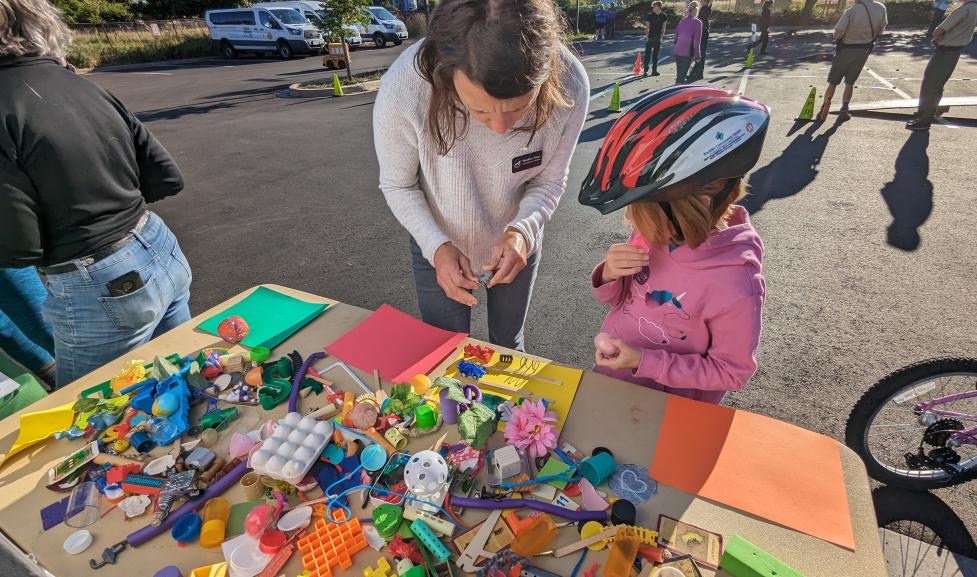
[504,400,558,459]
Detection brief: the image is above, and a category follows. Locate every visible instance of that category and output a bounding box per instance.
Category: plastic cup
[579,451,617,486]
[241,472,264,501]
[413,405,437,429]
[199,497,230,549]
[65,482,101,528]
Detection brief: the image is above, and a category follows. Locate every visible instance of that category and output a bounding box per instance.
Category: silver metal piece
[318,361,373,395]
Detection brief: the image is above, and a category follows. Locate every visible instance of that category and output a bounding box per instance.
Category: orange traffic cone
[633,52,643,76]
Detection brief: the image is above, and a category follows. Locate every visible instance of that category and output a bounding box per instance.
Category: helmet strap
[711,178,738,216]
[660,202,685,243]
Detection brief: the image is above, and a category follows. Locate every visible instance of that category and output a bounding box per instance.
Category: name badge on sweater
[512,151,543,173]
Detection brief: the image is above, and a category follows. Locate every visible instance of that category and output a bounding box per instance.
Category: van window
[368,7,396,21]
[270,8,308,24]
[259,11,283,29]
[211,11,256,26]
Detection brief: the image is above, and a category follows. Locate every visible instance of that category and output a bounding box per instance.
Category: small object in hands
[504,400,558,459]
[464,344,495,364]
[457,360,487,379]
[63,529,93,555]
[480,270,495,285]
[594,333,620,359]
[217,315,250,345]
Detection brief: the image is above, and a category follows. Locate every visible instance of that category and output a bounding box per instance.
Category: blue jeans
[0,267,55,377]
[41,212,192,387]
[410,238,540,351]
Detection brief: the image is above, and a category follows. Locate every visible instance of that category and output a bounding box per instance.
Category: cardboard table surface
[0,285,886,577]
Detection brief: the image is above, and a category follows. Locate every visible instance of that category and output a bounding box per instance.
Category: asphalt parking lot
[4,28,977,577]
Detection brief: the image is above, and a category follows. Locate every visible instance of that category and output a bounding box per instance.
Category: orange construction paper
[324,304,467,383]
[650,395,854,550]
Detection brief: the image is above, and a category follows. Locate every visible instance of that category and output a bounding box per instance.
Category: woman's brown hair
[626,178,745,249]
[415,0,571,155]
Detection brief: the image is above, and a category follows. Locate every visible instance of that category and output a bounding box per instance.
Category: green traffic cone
[744,48,754,69]
[608,82,621,113]
[333,73,344,97]
[796,86,817,121]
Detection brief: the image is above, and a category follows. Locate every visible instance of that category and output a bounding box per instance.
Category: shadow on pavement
[881,131,932,251]
[744,119,841,214]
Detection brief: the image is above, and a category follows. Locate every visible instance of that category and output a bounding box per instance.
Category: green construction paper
[227,499,265,537]
[197,286,328,349]
[538,457,572,489]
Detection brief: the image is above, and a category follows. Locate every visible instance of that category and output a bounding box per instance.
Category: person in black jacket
[0,0,194,387]
[749,0,773,55]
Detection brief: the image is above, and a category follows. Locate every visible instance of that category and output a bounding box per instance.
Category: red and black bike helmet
[579,85,770,215]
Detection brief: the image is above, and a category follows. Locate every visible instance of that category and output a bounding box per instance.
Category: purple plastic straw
[127,460,249,547]
[289,352,326,413]
[450,496,608,521]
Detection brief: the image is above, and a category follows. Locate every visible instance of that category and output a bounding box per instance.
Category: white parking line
[588,56,672,102]
[865,67,957,129]
[737,68,751,95]
[130,72,173,76]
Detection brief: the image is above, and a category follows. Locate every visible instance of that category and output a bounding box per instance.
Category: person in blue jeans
[1,0,193,387]
[0,268,56,387]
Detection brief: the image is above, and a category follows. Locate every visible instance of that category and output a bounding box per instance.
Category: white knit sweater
[374,42,590,270]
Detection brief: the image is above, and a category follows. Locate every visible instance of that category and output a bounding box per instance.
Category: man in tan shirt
[908,0,977,130]
[818,0,887,121]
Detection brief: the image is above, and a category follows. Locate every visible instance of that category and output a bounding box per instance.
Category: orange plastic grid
[296,509,369,577]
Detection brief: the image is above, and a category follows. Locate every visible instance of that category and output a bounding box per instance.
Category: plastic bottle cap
[259,530,286,555]
[610,499,636,526]
[249,347,271,364]
[580,521,610,551]
[63,530,93,555]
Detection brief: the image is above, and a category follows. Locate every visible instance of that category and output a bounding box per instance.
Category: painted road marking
[865,67,957,129]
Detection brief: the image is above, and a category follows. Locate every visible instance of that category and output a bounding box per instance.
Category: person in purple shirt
[673,1,703,84]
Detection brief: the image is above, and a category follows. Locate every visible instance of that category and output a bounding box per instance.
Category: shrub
[66,24,214,69]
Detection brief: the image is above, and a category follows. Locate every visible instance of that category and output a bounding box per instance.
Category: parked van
[205,7,324,59]
[362,5,408,48]
[253,1,362,49]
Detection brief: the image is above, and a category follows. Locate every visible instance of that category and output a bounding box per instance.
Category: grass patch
[68,25,214,69]
[301,69,386,88]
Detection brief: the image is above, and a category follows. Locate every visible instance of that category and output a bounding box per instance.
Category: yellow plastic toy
[363,557,392,577]
[0,401,76,469]
[188,562,227,577]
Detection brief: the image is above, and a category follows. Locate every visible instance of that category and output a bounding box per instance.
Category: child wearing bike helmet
[579,85,769,403]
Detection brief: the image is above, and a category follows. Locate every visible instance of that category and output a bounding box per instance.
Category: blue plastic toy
[457,360,486,379]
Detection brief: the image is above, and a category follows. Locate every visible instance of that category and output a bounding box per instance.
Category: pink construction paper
[324,304,467,383]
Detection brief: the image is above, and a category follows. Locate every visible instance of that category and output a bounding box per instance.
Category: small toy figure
[464,344,495,364]
[457,360,486,380]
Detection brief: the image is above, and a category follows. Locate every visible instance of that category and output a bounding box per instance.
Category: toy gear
[579,85,770,215]
[922,418,964,447]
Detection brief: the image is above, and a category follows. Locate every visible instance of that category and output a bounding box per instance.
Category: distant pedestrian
[750,0,774,55]
[818,0,887,121]
[644,1,669,76]
[928,0,954,37]
[690,0,712,80]
[595,4,608,40]
[608,2,618,39]
[673,1,703,84]
[908,0,977,130]
[0,0,194,387]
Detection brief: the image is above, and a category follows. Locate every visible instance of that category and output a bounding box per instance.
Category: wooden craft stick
[553,526,620,557]
[487,367,562,386]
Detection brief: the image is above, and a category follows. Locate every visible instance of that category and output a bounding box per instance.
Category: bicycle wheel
[873,486,977,559]
[845,357,977,490]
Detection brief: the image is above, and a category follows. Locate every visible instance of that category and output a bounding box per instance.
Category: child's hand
[601,244,649,284]
[594,336,641,371]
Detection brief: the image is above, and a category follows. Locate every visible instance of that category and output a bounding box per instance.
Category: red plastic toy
[464,344,495,364]
[583,563,600,577]
[217,316,250,345]
[387,534,424,565]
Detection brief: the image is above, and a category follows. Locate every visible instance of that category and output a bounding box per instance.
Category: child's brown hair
[626,178,745,249]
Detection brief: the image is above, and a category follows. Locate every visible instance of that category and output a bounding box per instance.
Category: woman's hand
[482,228,529,288]
[434,242,480,306]
[594,336,641,371]
[600,244,650,284]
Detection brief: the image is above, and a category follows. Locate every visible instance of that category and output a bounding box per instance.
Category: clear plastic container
[200,497,230,549]
[65,482,101,528]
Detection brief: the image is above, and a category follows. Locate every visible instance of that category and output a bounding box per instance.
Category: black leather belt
[39,212,150,276]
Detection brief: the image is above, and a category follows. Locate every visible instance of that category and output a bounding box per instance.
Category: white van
[362,5,408,48]
[205,7,324,59]
[253,2,362,49]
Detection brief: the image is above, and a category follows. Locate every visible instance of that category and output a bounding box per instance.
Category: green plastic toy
[720,534,806,577]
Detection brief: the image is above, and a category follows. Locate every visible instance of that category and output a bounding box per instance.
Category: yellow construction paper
[444,352,583,434]
[0,401,76,469]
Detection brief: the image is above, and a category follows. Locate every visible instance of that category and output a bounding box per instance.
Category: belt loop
[132,212,153,250]
[132,229,152,250]
[78,261,93,282]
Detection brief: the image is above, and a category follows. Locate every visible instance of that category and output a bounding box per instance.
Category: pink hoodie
[591,205,765,404]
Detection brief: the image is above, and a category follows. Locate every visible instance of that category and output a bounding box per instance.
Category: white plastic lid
[228,540,272,577]
[63,530,93,555]
[276,506,312,532]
